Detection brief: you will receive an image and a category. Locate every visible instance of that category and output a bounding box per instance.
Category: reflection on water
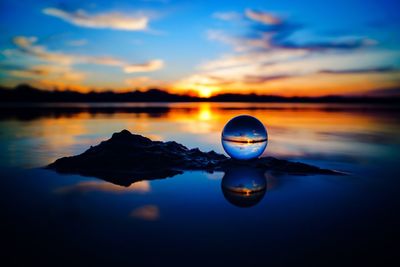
[130,205,160,221]
[54,180,151,194]
[1,102,399,169]
[1,102,400,266]
[221,166,267,207]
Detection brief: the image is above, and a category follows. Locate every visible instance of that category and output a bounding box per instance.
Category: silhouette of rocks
[47,129,343,186]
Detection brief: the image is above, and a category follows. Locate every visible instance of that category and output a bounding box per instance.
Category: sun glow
[172,75,221,98]
[197,86,214,98]
[186,84,218,98]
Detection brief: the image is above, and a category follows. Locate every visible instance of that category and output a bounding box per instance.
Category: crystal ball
[221,115,268,160]
[221,166,267,208]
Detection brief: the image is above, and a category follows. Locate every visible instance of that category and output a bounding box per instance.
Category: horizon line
[1,83,400,100]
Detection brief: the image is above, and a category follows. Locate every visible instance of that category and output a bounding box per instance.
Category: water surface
[1,103,399,266]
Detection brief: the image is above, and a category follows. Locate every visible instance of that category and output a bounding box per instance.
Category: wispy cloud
[277,38,376,51]
[365,87,400,96]
[242,74,292,84]
[3,36,164,90]
[10,36,164,73]
[13,36,74,65]
[125,76,164,88]
[207,30,271,52]
[8,64,85,82]
[13,36,38,48]
[318,66,398,74]
[123,60,164,73]
[5,64,88,91]
[245,9,282,25]
[173,8,394,96]
[213,11,242,21]
[200,50,306,70]
[43,8,149,31]
[209,9,375,52]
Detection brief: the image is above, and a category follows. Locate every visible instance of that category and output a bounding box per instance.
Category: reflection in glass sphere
[221,167,267,208]
[221,115,268,160]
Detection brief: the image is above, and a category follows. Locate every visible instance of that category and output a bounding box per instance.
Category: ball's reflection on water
[221,166,267,208]
[221,115,268,160]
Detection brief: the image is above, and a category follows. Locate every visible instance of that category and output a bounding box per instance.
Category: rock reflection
[54,180,151,194]
[221,166,267,208]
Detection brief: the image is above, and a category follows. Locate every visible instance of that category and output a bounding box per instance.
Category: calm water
[1,103,399,266]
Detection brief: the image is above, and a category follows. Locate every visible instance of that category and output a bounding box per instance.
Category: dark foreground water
[1,103,399,266]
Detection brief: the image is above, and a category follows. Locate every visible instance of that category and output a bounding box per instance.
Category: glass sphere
[221,115,268,160]
[221,166,267,208]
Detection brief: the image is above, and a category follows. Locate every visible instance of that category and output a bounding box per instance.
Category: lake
[1,102,399,266]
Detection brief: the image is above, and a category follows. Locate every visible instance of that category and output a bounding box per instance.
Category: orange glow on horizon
[167,71,400,97]
[5,69,399,97]
[175,84,219,98]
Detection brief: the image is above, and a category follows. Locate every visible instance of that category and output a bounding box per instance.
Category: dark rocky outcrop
[47,129,344,186]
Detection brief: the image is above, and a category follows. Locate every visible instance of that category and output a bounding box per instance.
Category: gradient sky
[1,0,400,97]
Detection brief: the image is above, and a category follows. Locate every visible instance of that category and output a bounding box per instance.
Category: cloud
[43,8,149,31]
[125,76,164,88]
[8,66,51,77]
[318,66,398,74]
[12,36,76,65]
[209,9,375,53]
[130,205,160,221]
[13,36,38,47]
[173,8,391,96]
[213,11,242,21]
[175,74,233,87]
[174,70,294,96]
[4,36,164,90]
[173,74,236,96]
[208,28,373,54]
[6,66,88,91]
[200,50,307,70]
[245,9,281,25]
[123,60,164,73]
[8,64,86,82]
[10,36,164,73]
[4,63,89,91]
[207,30,271,52]
[277,37,376,51]
[174,48,396,96]
[365,87,400,96]
[243,74,293,84]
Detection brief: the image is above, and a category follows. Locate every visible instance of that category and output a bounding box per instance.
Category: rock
[47,129,344,186]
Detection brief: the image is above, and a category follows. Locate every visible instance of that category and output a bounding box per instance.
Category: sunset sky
[1,0,400,97]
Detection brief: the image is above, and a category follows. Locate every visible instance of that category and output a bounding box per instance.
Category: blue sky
[0,0,399,96]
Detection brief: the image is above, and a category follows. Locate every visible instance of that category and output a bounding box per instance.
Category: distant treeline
[1,84,399,103]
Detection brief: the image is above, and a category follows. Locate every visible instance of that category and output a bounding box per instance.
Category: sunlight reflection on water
[0,102,399,169]
[1,103,400,266]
